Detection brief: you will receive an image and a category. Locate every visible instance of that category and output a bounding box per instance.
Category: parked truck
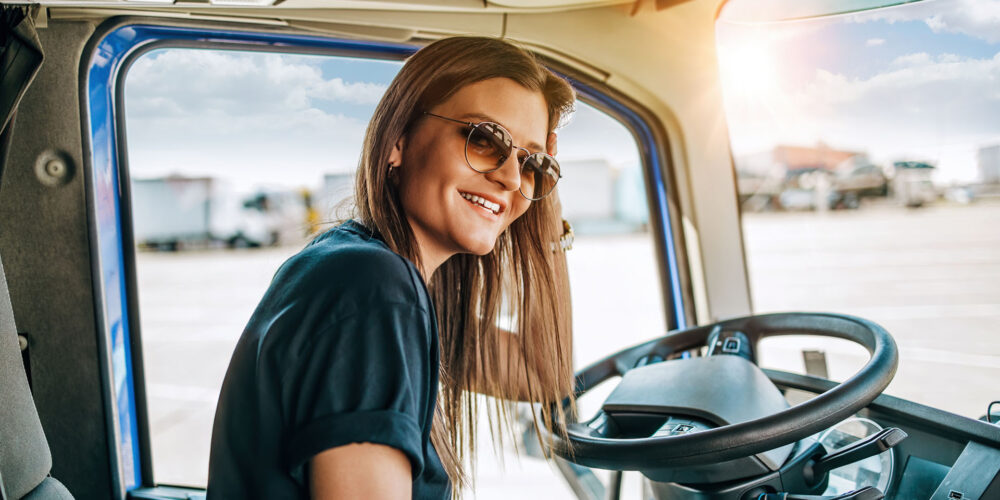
[892,161,937,208]
[130,176,306,250]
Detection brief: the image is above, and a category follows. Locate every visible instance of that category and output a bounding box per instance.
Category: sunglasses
[423,112,562,201]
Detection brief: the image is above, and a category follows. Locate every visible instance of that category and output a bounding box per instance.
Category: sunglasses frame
[423,111,562,201]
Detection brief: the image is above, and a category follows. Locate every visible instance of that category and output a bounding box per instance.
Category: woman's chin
[459,237,499,256]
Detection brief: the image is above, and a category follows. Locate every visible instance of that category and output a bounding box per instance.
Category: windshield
[717,0,1000,419]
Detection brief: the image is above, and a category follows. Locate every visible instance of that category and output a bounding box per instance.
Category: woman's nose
[485,150,522,192]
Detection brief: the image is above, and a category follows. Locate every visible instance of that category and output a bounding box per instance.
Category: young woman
[207,36,576,499]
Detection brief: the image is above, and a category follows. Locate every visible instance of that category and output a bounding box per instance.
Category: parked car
[829,164,889,209]
[777,168,835,210]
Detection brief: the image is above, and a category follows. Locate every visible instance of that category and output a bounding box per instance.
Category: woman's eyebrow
[459,112,545,152]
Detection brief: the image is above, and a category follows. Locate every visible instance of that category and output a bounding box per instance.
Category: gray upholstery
[1,7,72,498]
[21,477,73,500]
[0,256,68,499]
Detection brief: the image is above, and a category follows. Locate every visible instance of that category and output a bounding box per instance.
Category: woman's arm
[310,443,412,499]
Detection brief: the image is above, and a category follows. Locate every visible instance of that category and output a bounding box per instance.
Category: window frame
[82,17,691,493]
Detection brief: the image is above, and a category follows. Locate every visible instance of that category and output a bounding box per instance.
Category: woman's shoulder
[245,222,435,377]
[274,221,427,309]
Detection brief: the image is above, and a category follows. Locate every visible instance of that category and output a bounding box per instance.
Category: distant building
[773,143,866,172]
[979,145,1000,184]
[559,158,617,224]
[735,142,868,177]
[615,161,649,227]
[559,158,648,233]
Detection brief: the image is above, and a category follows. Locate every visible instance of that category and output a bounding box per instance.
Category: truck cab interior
[1,1,999,499]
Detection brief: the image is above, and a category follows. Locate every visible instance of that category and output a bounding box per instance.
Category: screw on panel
[45,158,66,177]
[34,150,74,187]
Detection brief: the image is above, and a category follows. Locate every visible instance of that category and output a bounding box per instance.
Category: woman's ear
[547,132,558,156]
[388,135,406,168]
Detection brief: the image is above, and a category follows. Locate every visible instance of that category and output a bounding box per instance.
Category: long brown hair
[353,37,576,492]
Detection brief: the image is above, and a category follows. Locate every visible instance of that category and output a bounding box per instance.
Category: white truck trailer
[130,176,304,250]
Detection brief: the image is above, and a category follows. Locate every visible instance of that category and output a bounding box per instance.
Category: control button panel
[653,417,713,437]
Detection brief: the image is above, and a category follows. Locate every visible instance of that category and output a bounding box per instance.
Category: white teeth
[461,192,499,214]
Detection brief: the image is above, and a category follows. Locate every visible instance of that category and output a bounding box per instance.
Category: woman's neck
[405,221,453,283]
[416,247,450,284]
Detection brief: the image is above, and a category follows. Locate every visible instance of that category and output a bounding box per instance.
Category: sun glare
[717,40,779,99]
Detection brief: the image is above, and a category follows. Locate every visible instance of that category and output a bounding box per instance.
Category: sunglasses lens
[466,122,513,172]
[518,152,561,200]
[462,119,561,200]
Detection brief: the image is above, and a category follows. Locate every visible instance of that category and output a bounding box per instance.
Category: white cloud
[125,109,370,188]
[888,51,931,67]
[123,49,390,191]
[126,49,388,117]
[867,37,886,46]
[849,0,1000,43]
[312,77,388,104]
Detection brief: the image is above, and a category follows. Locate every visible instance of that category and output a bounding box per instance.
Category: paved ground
[744,200,1000,420]
[135,200,1000,496]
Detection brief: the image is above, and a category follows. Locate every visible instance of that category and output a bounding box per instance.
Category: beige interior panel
[506,0,751,320]
[36,0,628,12]
[488,0,630,9]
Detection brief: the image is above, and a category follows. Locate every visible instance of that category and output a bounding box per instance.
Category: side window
[544,100,667,500]
[717,2,1000,419]
[124,48,402,486]
[556,102,667,370]
[123,47,666,495]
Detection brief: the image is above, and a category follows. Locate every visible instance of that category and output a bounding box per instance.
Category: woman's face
[394,77,550,266]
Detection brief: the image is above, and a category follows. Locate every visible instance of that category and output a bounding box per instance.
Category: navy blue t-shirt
[207,220,450,499]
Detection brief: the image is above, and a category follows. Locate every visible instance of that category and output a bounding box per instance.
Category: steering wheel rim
[544,312,899,471]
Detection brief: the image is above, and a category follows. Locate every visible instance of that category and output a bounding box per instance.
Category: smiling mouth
[460,191,501,215]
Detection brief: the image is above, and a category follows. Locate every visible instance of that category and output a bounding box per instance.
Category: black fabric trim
[1,4,44,139]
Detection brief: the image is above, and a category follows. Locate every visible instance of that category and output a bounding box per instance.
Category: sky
[123,49,637,193]
[716,0,1000,183]
[124,51,397,190]
[123,0,1000,191]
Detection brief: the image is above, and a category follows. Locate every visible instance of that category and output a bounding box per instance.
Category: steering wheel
[544,312,898,484]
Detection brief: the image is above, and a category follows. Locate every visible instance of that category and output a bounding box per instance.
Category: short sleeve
[275,301,434,486]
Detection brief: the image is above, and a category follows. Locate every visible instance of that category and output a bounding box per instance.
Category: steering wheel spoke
[566,420,608,440]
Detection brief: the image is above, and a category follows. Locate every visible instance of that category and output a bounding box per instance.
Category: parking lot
[137,200,1000,496]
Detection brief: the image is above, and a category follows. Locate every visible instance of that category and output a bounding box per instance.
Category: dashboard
[768,371,1000,500]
